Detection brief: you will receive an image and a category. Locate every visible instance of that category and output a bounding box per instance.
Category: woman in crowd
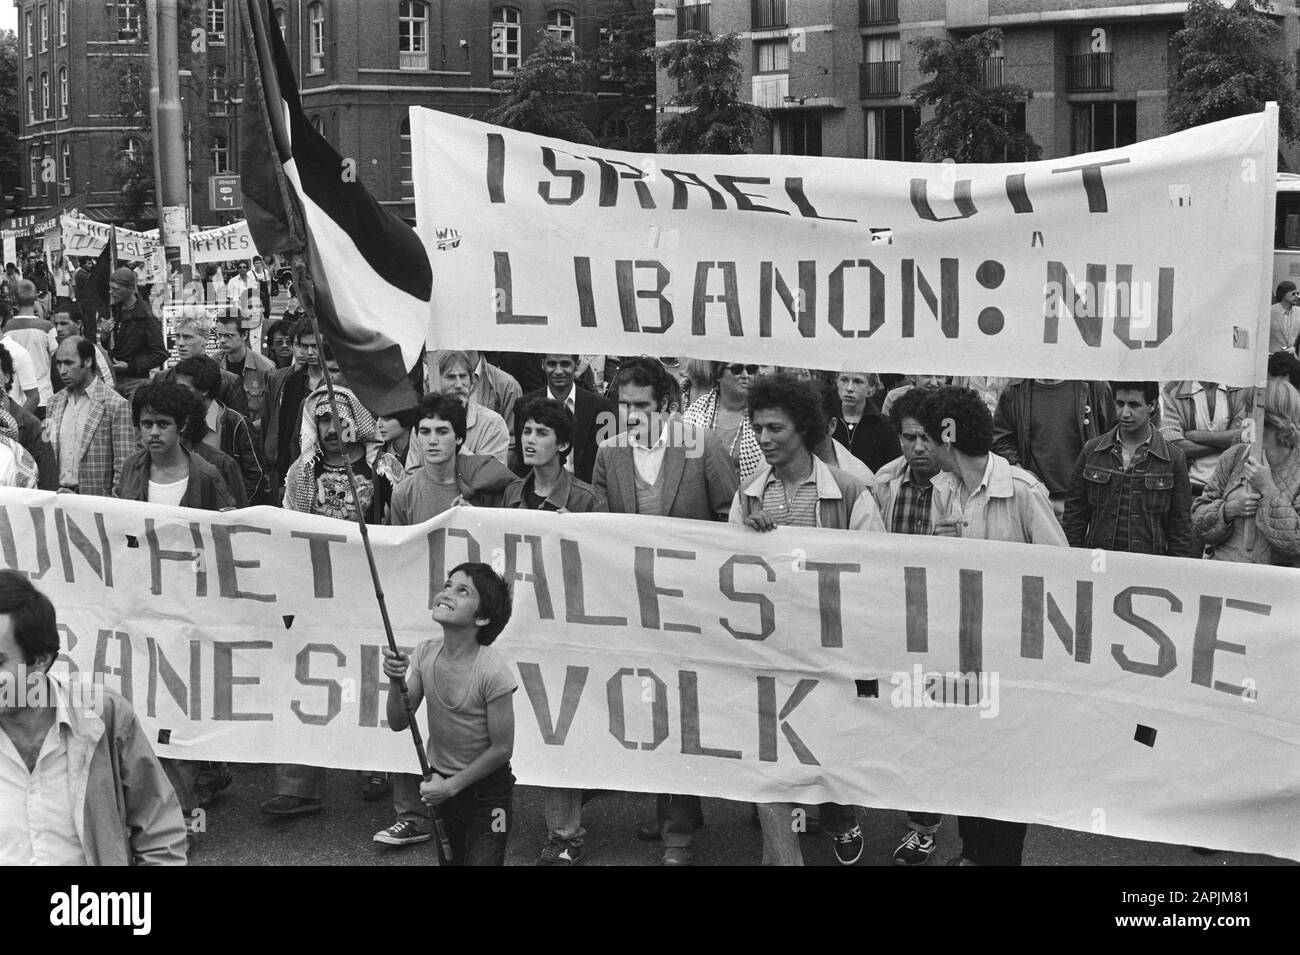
[375,404,423,486]
[683,361,766,483]
[1192,377,1300,565]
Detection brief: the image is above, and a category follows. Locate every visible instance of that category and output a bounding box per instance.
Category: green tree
[908,28,1040,163]
[484,33,597,145]
[588,0,656,151]
[1168,0,1300,143]
[0,30,19,198]
[655,32,768,154]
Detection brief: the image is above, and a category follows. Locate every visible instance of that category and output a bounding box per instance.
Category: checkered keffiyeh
[0,408,39,489]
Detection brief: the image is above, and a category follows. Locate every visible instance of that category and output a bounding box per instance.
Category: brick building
[272,0,643,220]
[11,0,648,229]
[654,0,1300,167]
[12,0,241,228]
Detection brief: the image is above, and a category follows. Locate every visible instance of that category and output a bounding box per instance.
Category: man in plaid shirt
[871,388,943,864]
[45,337,133,497]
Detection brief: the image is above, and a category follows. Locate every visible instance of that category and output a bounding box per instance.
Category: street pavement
[188,764,1291,867]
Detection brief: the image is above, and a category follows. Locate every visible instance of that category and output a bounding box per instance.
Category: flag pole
[289,250,453,863]
[1244,102,1280,550]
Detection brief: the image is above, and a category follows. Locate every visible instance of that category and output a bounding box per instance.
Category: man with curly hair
[731,372,884,866]
[917,386,1065,867]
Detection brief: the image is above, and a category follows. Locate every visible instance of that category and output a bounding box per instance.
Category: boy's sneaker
[831,823,865,866]
[373,820,432,846]
[537,837,584,866]
[893,829,936,866]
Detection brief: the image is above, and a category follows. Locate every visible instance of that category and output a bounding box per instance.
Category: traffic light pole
[147,0,192,289]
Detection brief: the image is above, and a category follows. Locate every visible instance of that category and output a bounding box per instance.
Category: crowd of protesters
[3,263,1300,867]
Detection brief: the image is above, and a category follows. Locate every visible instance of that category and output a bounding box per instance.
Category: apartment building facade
[12,0,241,228]
[655,0,1300,167]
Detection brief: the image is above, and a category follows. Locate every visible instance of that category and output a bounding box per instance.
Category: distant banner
[60,214,159,260]
[413,109,1276,385]
[1,489,1297,859]
[190,220,256,263]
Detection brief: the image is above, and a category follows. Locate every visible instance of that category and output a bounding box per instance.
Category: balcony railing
[752,73,789,109]
[678,3,710,35]
[400,50,429,70]
[752,0,787,30]
[978,56,1003,88]
[859,0,898,25]
[860,60,900,98]
[1067,52,1112,92]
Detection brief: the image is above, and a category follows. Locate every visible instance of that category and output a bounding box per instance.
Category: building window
[308,1,325,73]
[58,0,67,46]
[1071,101,1136,153]
[399,1,429,70]
[211,136,230,173]
[752,0,787,30]
[755,38,789,73]
[59,68,67,118]
[26,78,35,124]
[276,7,288,42]
[30,149,41,196]
[860,0,898,25]
[865,106,919,161]
[209,66,227,116]
[1068,26,1112,92]
[491,7,521,75]
[24,11,34,57]
[207,0,226,43]
[399,117,413,201]
[40,73,49,118]
[61,142,71,195]
[122,136,144,164]
[547,9,575,45]
[118,1,142,41]
[39,4,49,52]
[861,34,901,97]
[678,1,710,35]
[775,113,821,156]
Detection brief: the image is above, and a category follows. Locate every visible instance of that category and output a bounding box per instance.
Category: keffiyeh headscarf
[0,409,39,490]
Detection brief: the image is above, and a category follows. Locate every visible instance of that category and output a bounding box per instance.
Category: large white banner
[60,214,159,260]
[2,489,1297,859]
[413,109,1276,385]
[189,220,257,264]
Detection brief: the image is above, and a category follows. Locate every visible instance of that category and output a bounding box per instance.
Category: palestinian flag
[237,0,430,415]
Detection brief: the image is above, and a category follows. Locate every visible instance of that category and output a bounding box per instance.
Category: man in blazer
[591,357,738,865]
[45,337,134,497]
[513,353,615,483]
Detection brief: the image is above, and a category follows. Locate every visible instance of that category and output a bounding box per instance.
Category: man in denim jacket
[1061,381,1197,558]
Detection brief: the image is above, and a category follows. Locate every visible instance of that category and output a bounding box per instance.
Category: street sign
[209,174,242,212]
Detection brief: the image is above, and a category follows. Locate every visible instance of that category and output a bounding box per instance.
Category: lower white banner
[1,489,1296,859]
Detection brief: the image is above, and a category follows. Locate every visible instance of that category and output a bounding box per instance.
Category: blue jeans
[543,788,585,843]
[438,763,514,867]
[758,802,856,866]
[906,811,942,835]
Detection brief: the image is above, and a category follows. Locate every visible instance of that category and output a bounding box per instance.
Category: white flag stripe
[282,158,429,366]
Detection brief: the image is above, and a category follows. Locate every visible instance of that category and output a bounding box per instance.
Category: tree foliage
[655,32,768,154]
[0,30,19,196]
[485,33,597,145]
[909,29,1040,163]
[588,0,655,151]
[1168,0,1300,143]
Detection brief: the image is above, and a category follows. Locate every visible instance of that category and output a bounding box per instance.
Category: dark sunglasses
[725,364,760,376]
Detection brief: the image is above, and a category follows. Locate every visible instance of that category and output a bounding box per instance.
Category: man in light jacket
[0,570,187,865]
